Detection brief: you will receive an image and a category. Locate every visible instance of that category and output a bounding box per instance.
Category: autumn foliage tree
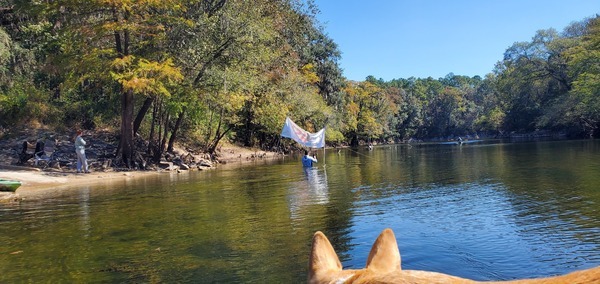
[2,1,599,161]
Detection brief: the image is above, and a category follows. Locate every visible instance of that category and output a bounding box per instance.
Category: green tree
[474,73,505,135]
[496,28,575,133]
[0,10,56,126]
[565,16,600,137]
[29,0,186,167]
[342,81,389,145]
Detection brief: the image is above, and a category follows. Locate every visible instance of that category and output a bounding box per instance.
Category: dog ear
[308,231,343,280]
[365,228,401,273]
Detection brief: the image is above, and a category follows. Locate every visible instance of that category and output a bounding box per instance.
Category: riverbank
[0,128,282,203]
[0,166,159,202]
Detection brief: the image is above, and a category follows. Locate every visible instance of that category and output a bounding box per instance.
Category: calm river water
[1,139,600,283]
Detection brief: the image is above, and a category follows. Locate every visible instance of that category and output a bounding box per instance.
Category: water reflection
[336,140,600,280]
[288,167,329,220]
[79,186,91,238]
[1,140,599,283]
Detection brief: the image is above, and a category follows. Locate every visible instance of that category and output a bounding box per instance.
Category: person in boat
[302,150,318,167]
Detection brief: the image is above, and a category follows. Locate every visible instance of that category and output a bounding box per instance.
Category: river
[1,139,599,283]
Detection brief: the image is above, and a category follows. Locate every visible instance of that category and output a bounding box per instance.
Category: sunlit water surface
[1,139,599,283]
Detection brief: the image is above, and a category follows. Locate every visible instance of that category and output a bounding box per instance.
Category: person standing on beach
[75,130,89,173]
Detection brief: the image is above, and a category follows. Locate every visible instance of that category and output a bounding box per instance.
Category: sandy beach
[0,165,161,202]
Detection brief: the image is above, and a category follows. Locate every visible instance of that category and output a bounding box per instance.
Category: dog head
[308,228,468,283]
[308,228,600,284]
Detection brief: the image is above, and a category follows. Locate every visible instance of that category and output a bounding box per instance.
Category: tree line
[1,1,598,167]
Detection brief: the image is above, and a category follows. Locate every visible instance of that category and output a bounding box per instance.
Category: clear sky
[313,0,598,81]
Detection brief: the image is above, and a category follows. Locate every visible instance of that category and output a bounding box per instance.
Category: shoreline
[0,127,318,203]
[0,166,162,202]
[0,148,289,203]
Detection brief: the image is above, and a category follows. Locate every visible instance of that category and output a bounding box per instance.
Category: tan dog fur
[308,228,600,283]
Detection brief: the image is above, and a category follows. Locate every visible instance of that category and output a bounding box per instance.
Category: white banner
[281,117,325,148]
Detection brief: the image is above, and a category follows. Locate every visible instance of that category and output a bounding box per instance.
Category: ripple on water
[345,180,599,280]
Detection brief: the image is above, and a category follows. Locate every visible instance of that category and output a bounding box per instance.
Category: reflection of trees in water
[321,142,600,267]
[493,140,600,246]
[286,163,357,260]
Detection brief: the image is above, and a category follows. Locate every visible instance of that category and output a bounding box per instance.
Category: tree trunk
[120,89,135,168]
[206,103,214,142]
[167,107,186,153]
[350,131,359,147]
[134,96,154,134]
[152,99,164,163]
[159,113,170,157]
[112,8,123,55]
[206,107,226,152]
[213,108,224,143]
[208,125,233,154]
[147,99,158,156]
[243,101,254,147]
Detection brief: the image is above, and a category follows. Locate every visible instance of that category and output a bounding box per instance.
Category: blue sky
[313,0,598,81]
